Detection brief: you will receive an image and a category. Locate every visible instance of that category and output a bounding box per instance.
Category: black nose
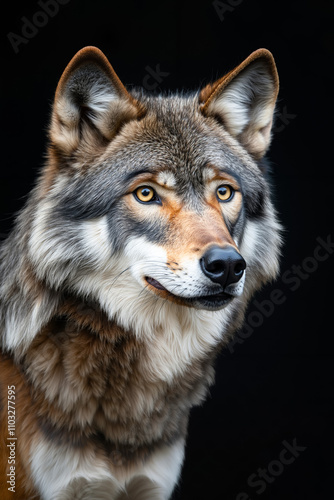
[200,246,246,288]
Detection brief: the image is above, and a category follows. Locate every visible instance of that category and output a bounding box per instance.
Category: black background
[1,1,333,498]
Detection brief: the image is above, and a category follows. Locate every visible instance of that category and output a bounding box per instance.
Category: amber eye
[134,186,156,203]
[216,185,234,202]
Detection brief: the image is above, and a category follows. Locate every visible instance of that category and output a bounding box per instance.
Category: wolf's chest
[22,304,217,450]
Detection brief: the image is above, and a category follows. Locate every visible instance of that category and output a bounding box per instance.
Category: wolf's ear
[50,46,143,155]
[199,49,279,159]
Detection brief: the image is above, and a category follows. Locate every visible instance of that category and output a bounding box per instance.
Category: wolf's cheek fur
[239,208,282,286]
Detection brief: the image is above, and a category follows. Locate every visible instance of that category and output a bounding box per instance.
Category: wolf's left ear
[50,46,144,155]
[199,49,279,159]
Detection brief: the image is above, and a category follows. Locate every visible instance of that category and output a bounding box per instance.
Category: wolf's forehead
[155,165,216,189]
[106,94,261,189]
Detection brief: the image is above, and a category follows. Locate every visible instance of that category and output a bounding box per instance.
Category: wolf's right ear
[50,46,144,155]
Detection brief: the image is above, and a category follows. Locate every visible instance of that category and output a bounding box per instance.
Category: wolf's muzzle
[200,246,246,289]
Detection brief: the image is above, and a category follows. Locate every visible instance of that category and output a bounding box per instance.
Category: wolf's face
[120,156,246,311]
[26,47,281,338]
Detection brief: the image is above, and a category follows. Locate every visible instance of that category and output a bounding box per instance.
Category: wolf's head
[2,47,282,352]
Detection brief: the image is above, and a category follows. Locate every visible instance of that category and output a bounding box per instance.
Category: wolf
[0,46,281,499]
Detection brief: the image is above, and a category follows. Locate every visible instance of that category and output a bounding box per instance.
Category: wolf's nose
[200,246,246,288]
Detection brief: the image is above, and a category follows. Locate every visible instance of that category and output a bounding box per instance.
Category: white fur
[81,216,113,266]
[156,171,177,188]
[30,438,117,500]
[87,82,117,116]
[138,439,185,498]
[4,299,52,352]
[30,436,184,500]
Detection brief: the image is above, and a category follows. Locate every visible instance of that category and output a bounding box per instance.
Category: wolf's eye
[134,186,157,203]
[216,185,234,202]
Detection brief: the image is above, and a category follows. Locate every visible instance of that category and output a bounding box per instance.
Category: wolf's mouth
[146,277,166,290]
[145,276,234,310]
[187,292,233,309]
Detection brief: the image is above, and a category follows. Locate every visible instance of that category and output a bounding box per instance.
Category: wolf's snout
[200,246,246,288]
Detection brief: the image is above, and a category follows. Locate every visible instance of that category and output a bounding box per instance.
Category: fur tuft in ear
[50,46,144,156]
[199,49,279,159]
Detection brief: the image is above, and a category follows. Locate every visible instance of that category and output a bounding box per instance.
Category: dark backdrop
[1,1,333,498]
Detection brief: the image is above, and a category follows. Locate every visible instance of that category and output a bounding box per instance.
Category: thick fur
[0,47,282,499]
